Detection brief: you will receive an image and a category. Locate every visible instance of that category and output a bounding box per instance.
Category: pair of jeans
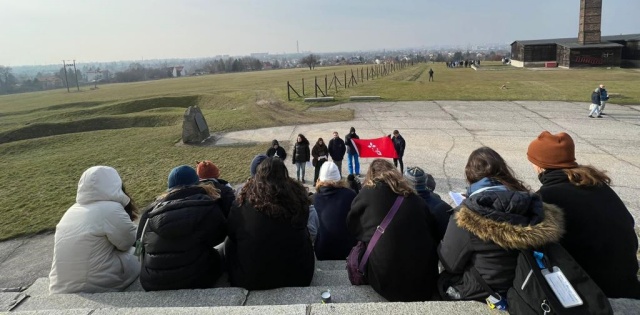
[333,160,343,177]
[295,162,306,181]
[600,100,606,113]
[347,151,360,175]
[589,103,601,117]
[393,157,404,173]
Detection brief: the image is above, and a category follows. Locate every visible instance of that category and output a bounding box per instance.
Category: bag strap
[358,196,404,272]
[470,266,501,300]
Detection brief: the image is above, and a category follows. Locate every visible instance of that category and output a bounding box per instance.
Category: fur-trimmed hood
[455,191,564,249]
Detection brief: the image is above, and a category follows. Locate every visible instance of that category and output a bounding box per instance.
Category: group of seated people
[49,130,640,305]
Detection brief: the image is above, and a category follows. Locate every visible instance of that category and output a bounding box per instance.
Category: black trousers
[393,157,404,173]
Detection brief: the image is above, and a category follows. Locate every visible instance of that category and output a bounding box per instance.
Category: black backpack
[507,243,613,315]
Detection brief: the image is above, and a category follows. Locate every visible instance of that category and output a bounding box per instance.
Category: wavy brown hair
[363,159,416,196]
[465,147,529,192]
[122,185,138,221]
[563,165,611,187]
[238,157,310,222]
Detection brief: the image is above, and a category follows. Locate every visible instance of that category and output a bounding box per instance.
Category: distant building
[39,76,63,89]
[169,66,186,77]
[511,0,640,68]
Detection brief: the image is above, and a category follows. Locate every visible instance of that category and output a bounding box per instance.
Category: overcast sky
[1,0,638,66]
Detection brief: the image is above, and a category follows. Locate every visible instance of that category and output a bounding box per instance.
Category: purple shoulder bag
[347,196,404,285]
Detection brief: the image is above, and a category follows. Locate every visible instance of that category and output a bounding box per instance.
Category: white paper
[543,267,583,308]
[449,191,466,206]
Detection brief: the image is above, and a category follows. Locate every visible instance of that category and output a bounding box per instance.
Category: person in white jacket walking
[49,166,140,294]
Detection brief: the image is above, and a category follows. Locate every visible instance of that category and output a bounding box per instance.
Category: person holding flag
[345,127,361,176]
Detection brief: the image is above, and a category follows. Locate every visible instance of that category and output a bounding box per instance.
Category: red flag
[351,137,398,158]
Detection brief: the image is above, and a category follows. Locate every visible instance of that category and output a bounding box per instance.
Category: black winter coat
[328,137,346,161]
[225,199,315,290]
[347,182,439,302]
[137,186,227,291]
[438,191,564,300]
[392,135,406,157]
[292,142,310,163]
[537,169,640,298]
[417,190,453,241]
[199,178,236,218]
[345,132,359,153]
[266,141,287,161]
[311,143,329,167]
[313,186,357,260]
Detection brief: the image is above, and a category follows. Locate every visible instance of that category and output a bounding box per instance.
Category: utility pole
[73,60,80,91]
[62,60,70,93]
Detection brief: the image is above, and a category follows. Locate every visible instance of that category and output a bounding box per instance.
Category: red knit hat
[527,131,578,169]
[196,160,220,179]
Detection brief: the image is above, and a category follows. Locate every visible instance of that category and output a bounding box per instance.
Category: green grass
[0,62,639,240]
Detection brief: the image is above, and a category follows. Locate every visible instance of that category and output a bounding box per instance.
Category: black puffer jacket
[537,169,640,298]
[347,182,439,302]
[292,141,310,163]
[438,191,564,300]
[137,186,227,291]
[313,185,357,260]
[266,140,287,161]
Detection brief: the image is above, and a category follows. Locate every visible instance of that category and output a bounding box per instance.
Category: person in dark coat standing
[589,88,602,118]
[137,165,227,291]
[225,157,315,290]
[311,138,329,184]
[404,166,452,241]
[313,162,357,260]
[391,130,406,173]
[328,131,346,176]
[438,147,564,301]
[196,160,236,217]
[428,68,434,82]
[266,139,287,160]
[292,134,311,183]
[347,159,439,302]
[527,131,640,299]
[344,127,360,176]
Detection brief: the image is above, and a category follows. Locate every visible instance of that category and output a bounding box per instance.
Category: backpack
[507,243,613,315]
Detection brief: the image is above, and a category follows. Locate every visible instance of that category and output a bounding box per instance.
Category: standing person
[598,84,609,115]
[438,147,564,302]
[292,134,311,183]
[328,131,347,176]
[527,131,640,298]
[49,166,140,294]
[312,138,329,184]
[344,127,360,176]
[137,165,227,291]
[266,139,287,161]
[391,130,406,173]
[347,159,439,302]
[225,158,315,290]
[589,88,602,118]
[403,166,452,241]
[428,68,434,82]
[313,162,357,260]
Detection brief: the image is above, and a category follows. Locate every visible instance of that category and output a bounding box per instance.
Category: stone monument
[182,106,210,144]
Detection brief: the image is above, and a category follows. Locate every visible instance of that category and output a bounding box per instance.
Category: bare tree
[301,54,318,70]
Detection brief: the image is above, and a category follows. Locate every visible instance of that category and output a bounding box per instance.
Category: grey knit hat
[404,166,436,192]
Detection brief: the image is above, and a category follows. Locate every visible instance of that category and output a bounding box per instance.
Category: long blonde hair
[563,165,611,187]
[363,159,416,196]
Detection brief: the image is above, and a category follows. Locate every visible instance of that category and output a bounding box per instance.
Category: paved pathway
[2,100,640,290]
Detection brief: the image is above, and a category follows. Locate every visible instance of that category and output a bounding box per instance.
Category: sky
[1,0,638,66]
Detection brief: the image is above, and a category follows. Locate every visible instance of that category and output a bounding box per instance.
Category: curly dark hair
[237,157,310,223]
[465,146,529,192]
[296,134,309,145]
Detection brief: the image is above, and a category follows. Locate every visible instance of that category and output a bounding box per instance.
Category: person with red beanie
[196,160,235,217]
[527,131,640,299]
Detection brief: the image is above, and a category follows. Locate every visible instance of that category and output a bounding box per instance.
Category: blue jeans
[347,151,360,175]
[296,162,306,181]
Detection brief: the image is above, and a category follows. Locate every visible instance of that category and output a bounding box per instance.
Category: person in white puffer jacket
[49,166,140,294]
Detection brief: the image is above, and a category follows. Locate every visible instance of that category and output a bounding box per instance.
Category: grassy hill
[0,62,639,240]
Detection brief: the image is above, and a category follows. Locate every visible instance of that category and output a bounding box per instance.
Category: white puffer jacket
[49,166,140,294]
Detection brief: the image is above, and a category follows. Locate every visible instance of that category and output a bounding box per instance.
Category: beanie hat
[167,165,199,189]
[272,139,279,146]
[196,160,220,179]
[404,167,427,192]
[250,154,269,177]
[319,162,341,182]
[350,127,356,133]
[527,131,578,169]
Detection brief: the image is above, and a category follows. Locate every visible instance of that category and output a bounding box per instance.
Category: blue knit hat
[250,154,269,177]
[167,165,199,189]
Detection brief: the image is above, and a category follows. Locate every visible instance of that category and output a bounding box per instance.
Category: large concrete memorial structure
[511,0,640,68]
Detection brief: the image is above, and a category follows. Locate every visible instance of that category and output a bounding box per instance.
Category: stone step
[310,270,350,286]
[314,260,345,271]
[245,285,385,306]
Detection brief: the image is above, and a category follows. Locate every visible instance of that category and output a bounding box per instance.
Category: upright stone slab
[182,106,210,144]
